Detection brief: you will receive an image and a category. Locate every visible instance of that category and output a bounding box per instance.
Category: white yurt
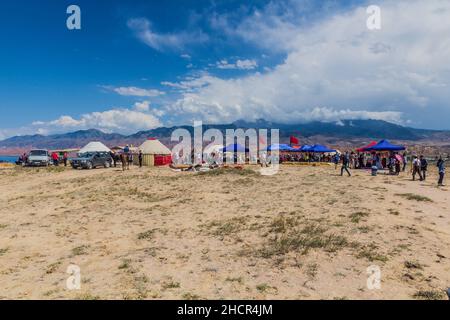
[138,138,172,166]
[78,141,111,154]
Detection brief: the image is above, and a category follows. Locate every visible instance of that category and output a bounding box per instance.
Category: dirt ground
[0,164,449,300]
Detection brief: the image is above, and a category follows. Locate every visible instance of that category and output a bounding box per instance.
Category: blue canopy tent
[299,145,313,152]
[309,144,337,153]
[221,143,249,152]
[365,140,405,152]
[265,144,294,151]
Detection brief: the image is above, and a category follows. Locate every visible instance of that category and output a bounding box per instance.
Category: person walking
[51,152,59,166]
[128,152,133,167]
[412,156,423,181]
[138,150,143,168]
[437,156,445,186]
[420,155,428,181]
[63,152,68,167]
[341,152,351,177]
[110,151,117,168]
[333,153,340,170]
[395,157,401,175]
[402,152,408,172]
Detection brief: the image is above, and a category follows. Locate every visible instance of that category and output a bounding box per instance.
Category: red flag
[290,136,299,145]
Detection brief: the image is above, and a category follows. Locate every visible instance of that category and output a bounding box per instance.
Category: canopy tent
[356,141,377,152]
[299,145,313,152]
[365,140,405,152]
[308,144,337,153]
[79,141,111,154]
[221,144,249,152]
[138,138,172,166]
[265,143,294,151]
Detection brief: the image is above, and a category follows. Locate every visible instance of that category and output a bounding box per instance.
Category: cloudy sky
[1,0,450,139]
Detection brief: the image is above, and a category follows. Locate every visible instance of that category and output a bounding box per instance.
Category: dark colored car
[71,152,112,170]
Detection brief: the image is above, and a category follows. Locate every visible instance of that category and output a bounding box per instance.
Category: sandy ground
[0,164,449,300]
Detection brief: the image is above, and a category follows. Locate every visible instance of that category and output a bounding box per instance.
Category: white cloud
[128,18,208,51]
[161,74,217,91]
[42,109,162,133]
[165,0,450,128]
[216,59,258,70]
[108,86,165,97]
[133,101,151,112]
[0,103,164,139]
[236,59,258,70]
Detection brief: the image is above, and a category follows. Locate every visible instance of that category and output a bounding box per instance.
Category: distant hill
[1,119,450,151]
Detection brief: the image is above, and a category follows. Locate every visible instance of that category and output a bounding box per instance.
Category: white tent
[79,141,111,154]
[139,139,171,155]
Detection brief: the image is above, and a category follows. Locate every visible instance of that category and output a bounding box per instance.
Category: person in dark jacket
[333,153,340,170]
[138,150,143,168]
[341,152,351,177]
[419,155,428,181]
[110,151,117,167]
[437,156,445,186]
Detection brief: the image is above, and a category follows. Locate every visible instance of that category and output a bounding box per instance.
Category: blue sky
[1,0,450,139]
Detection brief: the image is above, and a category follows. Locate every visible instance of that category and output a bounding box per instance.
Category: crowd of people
[15,144,447,187]
[109,145,144,171]
[334,151,446,186]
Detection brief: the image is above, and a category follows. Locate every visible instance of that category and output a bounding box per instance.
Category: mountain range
[1,119,450,152]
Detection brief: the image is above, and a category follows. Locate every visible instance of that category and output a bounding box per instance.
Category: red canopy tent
[356,141,377,152]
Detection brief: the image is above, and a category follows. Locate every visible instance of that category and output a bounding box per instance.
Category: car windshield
[29,150,47,156]
[79,152,95,158]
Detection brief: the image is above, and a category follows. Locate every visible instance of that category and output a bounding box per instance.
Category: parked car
[71,152,112,170]
[27,149,51,167]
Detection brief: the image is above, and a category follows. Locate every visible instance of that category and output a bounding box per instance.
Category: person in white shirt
[412,156,423,181]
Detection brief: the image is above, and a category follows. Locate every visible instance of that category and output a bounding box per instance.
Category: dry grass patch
[395,193,433,202]
[258,216,348,257]
[225,276,243,284]
[356,244,388,262]
[161,280,180,290]
[413,290,445,300]
[205,216,248,236]
[196,167,259,177]
[46,261,62,274]
[72,245,90,256]
[404,260,424,270]
[256,283,277,294]
[349,211,369,223]
[182,292,201,300]
[137,229,157,240]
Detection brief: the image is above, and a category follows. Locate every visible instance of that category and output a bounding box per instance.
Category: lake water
[0,155,18,163]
